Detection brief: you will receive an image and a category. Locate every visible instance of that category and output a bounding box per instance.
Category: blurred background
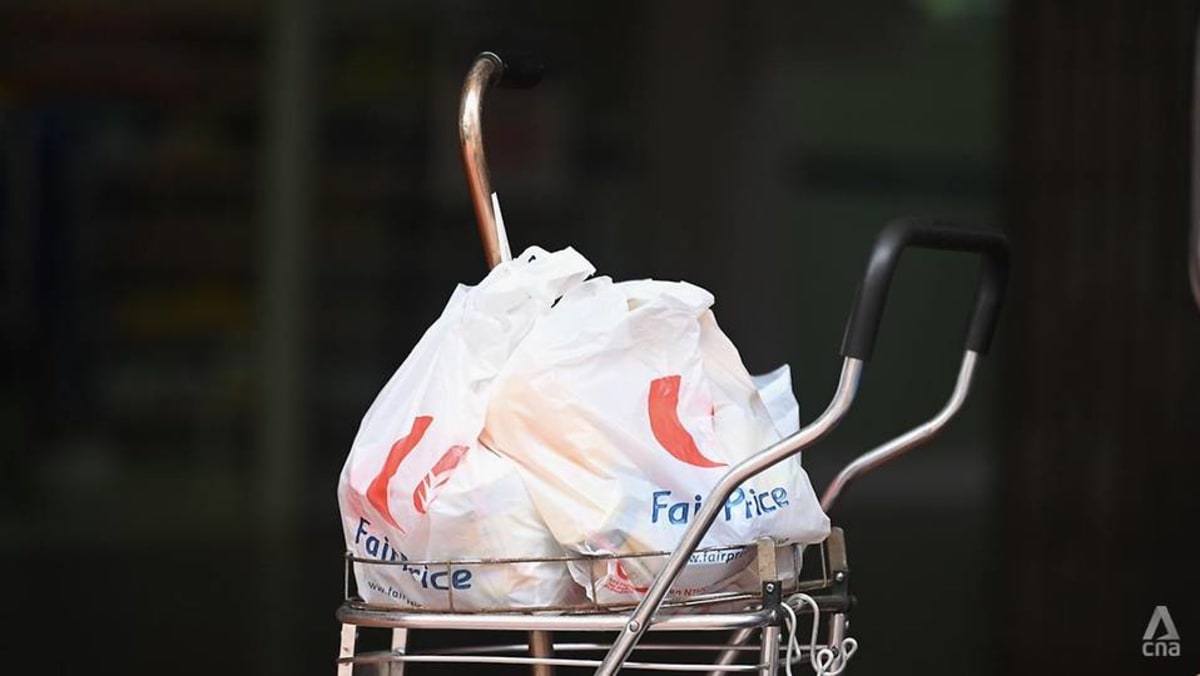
[3,0,1198,674]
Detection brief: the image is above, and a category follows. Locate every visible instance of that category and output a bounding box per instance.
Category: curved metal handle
[459,51,544,270]
[596,219,1010,674]
[841,217,1010,361]
[822,219,1009,511]
[820,350,977,512]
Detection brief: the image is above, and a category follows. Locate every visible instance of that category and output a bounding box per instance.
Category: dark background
[3,1,1198,674]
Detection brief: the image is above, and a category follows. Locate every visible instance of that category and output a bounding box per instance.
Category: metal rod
[337,624,356,676]
[708,629,756,675]
[343,653,760,672]
[595,359,864,675]
[758,626,780,675]
[338,605,776,632]
[340,587,768,616]
[425,643,761,656]
[459,52,505,269]
[388,628,408,676]
[347,542,749,567]
[529,630,555,676]
[820,350,977,512]
[828,613,846,669]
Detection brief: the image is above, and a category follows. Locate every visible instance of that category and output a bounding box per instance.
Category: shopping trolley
[335,51,1010,675]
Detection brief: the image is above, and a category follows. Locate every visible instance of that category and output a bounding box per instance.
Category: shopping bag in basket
[337,246,593,609]
[481,276,830,603]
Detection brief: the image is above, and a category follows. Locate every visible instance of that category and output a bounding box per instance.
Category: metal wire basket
[337,530,853,674]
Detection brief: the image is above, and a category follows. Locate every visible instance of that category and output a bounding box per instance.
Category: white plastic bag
[752,364,801,437]
[337,246,593,609]
[481,276,830,603]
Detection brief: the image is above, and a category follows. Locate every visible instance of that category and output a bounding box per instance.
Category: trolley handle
[459,51,544,270]
[595,219,1008,675]
[840,217,1010,361]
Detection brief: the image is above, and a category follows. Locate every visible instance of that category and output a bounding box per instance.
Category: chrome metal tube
[595,358,864,676]
[529,630,555,676]
[829,613,846,659]
[459,52,504,269]
[428,643,762,656]
[758,626,780,675]
[345,653,760,672]
[337,623,356,676]
[707,629,755,676]
[337,605,775,632]
[819,351,977,512]
[388,628,408,676]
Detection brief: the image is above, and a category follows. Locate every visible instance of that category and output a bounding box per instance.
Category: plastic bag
[337,246,593,609]
[481,276,830,603]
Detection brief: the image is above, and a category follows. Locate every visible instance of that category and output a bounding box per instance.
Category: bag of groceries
[336,246,593,609]
[338,244,830,608]
[481,276,830,603]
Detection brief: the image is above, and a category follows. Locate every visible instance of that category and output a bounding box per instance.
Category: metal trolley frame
[335,52,1010,675]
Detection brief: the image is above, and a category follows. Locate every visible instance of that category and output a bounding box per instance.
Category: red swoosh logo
[412,445,470,515]
[648,375,726,468]
[366,415,433,530]
[607,560,649,594]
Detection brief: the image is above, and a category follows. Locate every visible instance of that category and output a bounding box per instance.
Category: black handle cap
[486,50,544,89]
[840,217,1010,361]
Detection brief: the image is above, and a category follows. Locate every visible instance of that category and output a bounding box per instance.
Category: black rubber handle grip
[840,217,1010,361]
[489,51,544,89]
